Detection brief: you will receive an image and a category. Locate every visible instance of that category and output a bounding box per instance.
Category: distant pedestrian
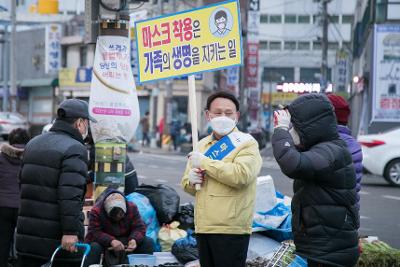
[170,119,181,151]
[272,94,360,266]
[16,99,96,267]
[328,94,363,210]
[0,128,30,267]
[140,111,150,147]
[158,117,164,148]
[182,91,262,267]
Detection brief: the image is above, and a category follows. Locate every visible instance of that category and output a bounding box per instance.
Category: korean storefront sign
[45,24,61,74]
[135,0,242,83]
[372,24,400,122]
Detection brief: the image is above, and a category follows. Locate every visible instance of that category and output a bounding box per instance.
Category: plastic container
[255,175,277,213]
[127,254,156,266]
[154,252,179,265]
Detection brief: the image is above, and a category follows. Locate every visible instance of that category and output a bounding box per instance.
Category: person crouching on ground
[84,190,153,266]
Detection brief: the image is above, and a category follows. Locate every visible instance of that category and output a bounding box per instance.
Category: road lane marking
[382,195,400,201]
[138,175,147,179]
[359,191,369,195]
[360,216,370,220]
[155,179,167,183]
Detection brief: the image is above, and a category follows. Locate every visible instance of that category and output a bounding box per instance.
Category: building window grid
[298,15,311,24]
[262,14,357,24]
[284,14,297,23]
[298,41,311,50]
[269,15,282,23]
[328,42,339,50]
[260,14,269,24]
[342,15,354,24]
[330,15,340,23]
[269,41,282,50]
[313,41,322,50]
[260,41,268,50]
[284,41,297,50]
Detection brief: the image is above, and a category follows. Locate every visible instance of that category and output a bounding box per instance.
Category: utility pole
[239,0,248,131]
[2,26,9,112]
[162,0,173,142]
[10,0,16,112]
[321,0,330,93]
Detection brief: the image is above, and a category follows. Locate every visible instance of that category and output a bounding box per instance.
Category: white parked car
[358,127,400,186]
[0,112,29,140]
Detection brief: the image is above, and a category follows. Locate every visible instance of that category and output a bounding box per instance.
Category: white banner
[89,35,140,142]
[45,24,61,74]
[372,24,400,122]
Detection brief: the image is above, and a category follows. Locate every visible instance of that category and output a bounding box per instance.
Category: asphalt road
[130,150,400,249]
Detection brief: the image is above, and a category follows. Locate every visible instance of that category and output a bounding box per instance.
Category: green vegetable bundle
[357,241,400,267]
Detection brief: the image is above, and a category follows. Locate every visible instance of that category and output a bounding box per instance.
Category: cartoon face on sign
[209,7,233,38]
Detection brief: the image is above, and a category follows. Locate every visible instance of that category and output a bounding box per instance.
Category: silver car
[0,112,29,140]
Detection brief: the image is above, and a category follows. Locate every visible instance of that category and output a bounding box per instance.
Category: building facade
[260,0,356,90]
[256,0,356,133]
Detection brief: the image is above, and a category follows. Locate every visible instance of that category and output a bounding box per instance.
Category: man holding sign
[181,91,262,267]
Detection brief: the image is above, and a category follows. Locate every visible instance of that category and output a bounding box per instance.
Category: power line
[328,15,354,53]
[127,2,145,11]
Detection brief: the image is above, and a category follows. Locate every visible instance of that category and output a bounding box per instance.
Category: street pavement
[130,147,400,249]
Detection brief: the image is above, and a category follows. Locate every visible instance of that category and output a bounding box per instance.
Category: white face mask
[210,116,237,136]
[289,127,300,146]
[82,126,88,140]
[79,119,89,140]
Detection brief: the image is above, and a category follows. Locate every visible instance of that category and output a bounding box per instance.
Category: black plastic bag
[174,203,195,230]
[135,184,180,224]
[171,231,198,264]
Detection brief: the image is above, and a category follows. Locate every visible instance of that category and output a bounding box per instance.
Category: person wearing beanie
[85,190,153,266]
[327,94,363,210]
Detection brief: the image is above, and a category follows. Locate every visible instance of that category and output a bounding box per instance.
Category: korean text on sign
[135,0,242,83]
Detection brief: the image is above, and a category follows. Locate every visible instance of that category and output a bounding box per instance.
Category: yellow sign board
[135,0,242,83]
[262,92,298,105]
[59,68,92,89]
